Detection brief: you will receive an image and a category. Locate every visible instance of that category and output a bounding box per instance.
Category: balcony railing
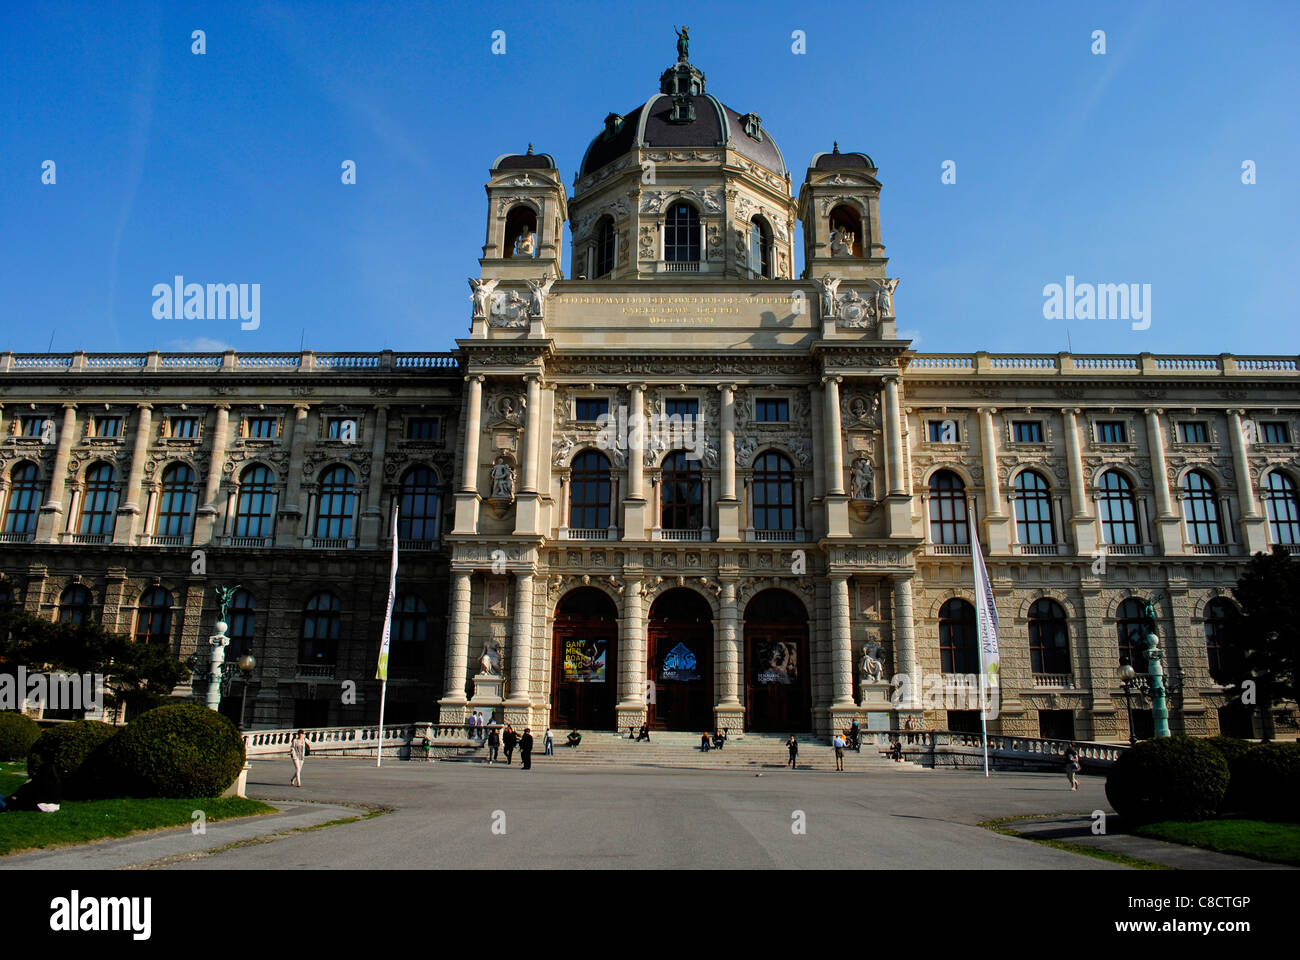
[1190,543,1231,556]
[753,529,799,542]
[930,543,971,556]
[306,538,353,550]
[566,528,613,541]
[226,536,271,548]
[1032,673,1075,689]
[661,528,705,541]
[661,261,700,273]
[66,533,109,545]
[0,531,35,543]
[1103,543,1146,556]
[1016,543,1063,556]
[142,534,186,547]
[295,663,337,679]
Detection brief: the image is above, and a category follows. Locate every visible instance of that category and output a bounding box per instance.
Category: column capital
[292,403,311,414]
[1143,407,1165,417]
[523,371,542,383]
[135,402,154,411]
[212,402,231,411]
[821,374,843,387]
[372,403,390,414]
[60,402,78,411]
[465,373,485,384]
[1059,406,1082,416]
[881,374,900,385]
[977,406,998,416]
[629,381,647,393]
[890,571,915,586]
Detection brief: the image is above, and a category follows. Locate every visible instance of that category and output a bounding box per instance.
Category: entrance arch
[551,587,617,729]
[646,588,713,731]
[744,589,811,732]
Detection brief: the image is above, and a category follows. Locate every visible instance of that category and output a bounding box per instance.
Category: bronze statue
[214,585,241,623]
[674,26,689,61]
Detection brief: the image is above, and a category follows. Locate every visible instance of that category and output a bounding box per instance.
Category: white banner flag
[375,505,399,681]
[970,519,1001,714]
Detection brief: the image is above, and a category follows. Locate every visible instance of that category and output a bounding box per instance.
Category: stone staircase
[450,730,929,773]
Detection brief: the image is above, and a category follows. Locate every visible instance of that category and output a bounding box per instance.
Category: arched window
[1116,598,1151,673]
[1263,471,1300,545]
[1013,470,1054,545]
[660,452,703,531]
[1203,597,1240,685]
[664,202,700,262]
[156,463,197,538]
[398,466,440,545]
[135,587,173,644]
[939,599,978,674]
[1181,470,1222,545]
[79,463,118,536]
[504,205,537,258]
[58,584,94,625]
[928,470,968,545]
[1028,598,1070,675]
[3,461,42,536]
[390,594,428,677]
[594,216,616,278]
[828,203,863,257]
[299,592,341,665]
[753,451,795,532]
[569,451,612,530]
[234,464,277,539]
[748,217,773,278]
[1098,470,1140,545]
[228,588,256,657]
[314,466,356,540]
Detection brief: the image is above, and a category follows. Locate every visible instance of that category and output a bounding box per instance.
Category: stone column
[616,577,647,731]
[829,575,855,710]
[438,571,473,717]
[1229,409,1269,552]
[979,406,1012,552]
[514,374,544,536]
[36,404,78,543]
[194,403,230,545]
[507,572,534,714]
[628,383,645,499]
[823,376,850,537]
[454,376,484,535]
[892,575,921,715]
[1144,408,1183,554]
[883,378,905,495]
[114,404,153,545]
[716,383,740,540]
[275,404,311,547]
[716,579,743,725]
[1061,407,1097,554]
[360,405,389,547]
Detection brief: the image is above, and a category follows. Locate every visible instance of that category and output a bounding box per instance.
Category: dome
[492,145,557,171]
[579,60,787,181]
[811,143,875,171]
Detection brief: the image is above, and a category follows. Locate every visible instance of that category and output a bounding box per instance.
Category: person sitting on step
[636,723,651,742]
[566,730,582,748]
[700,731,711,752]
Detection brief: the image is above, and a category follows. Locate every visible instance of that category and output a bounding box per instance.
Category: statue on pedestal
[674,25,689,61]
[829,222,855,257]
[860,637,885,683]
[478,639,501,677]
[850,456,874,501]
[490,457,515,500]
[514,226,536,257]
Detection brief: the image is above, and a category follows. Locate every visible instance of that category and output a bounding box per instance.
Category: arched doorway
[551,587,617,729]
[646,588,713,731]
[744,589,811,732]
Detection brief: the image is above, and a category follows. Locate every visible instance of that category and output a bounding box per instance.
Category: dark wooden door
[551,588,617,730]
[745,624,811,733]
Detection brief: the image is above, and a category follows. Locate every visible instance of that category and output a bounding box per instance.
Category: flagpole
[970,510,998,779]
[376,504,399,768]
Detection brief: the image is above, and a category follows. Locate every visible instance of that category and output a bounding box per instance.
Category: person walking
[520,728,534,770]
[290,730,308,787]
[487,725,500,763]
[544,728,554,756]
[786,735,799,769]
[833,733,846,771]
[1064,741,1081,791]
[503,724,518,765]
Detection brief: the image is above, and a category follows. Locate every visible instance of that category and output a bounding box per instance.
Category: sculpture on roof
[674,26,689,61]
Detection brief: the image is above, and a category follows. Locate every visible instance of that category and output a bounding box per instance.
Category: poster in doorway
[563,636,606,682]
[755,637,798,684]
[659,642,700,681]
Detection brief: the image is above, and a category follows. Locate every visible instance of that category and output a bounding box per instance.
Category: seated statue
[514,226,536,257]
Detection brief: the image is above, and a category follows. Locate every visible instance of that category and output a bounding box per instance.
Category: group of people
[699,730,727,751]
[465,710,495,740]
[485,724,540,769]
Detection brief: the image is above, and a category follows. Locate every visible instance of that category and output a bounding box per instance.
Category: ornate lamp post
[206,585,240,713]
[1119,659,1139,745]
[236,654,256,730]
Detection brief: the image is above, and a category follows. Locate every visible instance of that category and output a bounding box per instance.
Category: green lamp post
[1142,599,1171,739]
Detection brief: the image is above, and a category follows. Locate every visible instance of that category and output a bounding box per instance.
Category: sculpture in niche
[526,276,555,317]
[816,276,841,318]
[850,456,874,501]
[860,636,885,683]
[877,277,900,317]
[829,222,855,257]
[490,457,515,499]
[479,638,502,676]
[848,394,879,423]
[514,226,536,257]
[469,277,499,320]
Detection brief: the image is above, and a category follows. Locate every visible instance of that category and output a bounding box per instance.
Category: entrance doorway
[551,587,617,729]
[646,588,713,731]
[744,589,811,732]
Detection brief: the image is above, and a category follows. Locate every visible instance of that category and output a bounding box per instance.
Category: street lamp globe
[237,654,256,673]
[1119,663,1137,682]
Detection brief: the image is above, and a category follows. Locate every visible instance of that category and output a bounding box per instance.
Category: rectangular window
[170,417,200,439]
[326,417,357,440]
[1012,421,1043,443]
[405,417,439,441]
[19,416,47,438]
[1178,421,1209,443]
[665,398,699,419]
[928,420,959,443]
[1259,421,1290,444]
[1096,421,1127,443]
[755,398,789,422]
[575,398,609,421]
[93,416,123,438]
[246,417,279,439]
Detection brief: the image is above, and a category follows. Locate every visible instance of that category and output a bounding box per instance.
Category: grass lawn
[0,760,28,796]
[1135,818,1300,867]
[0,796,275,857]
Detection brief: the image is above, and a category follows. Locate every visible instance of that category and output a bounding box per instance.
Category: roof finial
[833,141,840,154]
[526,143,534,155]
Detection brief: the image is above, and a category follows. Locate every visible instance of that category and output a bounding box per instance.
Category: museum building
[2,50,1298,739]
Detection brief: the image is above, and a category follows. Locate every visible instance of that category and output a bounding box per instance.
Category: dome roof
[579,60,787,181]
[492,145,557,171]
[811,144,875,170]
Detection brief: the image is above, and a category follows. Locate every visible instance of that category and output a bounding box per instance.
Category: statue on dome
[674,26,689,61]
[514,226,536,257]
[829,221,855,257]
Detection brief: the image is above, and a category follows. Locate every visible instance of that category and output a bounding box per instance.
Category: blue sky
[1,0,1296,356]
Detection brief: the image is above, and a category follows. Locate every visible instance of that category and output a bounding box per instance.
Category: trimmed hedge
[1207,736,1255,813]
[1231,743,1300,822]
[26,720,118,796]
[101,704,246,799]
[0,712,42,761]
[1105,735,1230,825]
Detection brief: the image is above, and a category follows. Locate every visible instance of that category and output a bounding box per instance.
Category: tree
[0,608,191,719]
[1220,546,1300,741]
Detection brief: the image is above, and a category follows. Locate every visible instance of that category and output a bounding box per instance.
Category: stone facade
[2,55,1297,739]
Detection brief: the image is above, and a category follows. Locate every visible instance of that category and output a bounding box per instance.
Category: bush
[102,704,246,799]
[26,720,118,795]
[1231,743,1300,822]
[0,712,41,761]
[1206,736,1255,813]
[1105,735,1230,826]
